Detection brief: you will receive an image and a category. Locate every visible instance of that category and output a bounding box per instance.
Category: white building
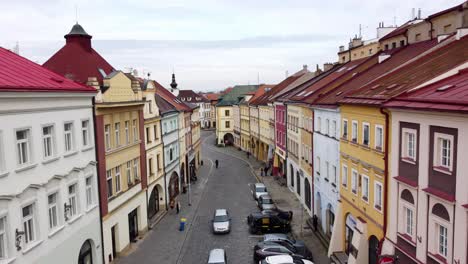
[0,48,102,264]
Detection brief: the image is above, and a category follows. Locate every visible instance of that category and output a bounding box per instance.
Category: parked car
[253,242,312,262]
[257,194,276,210]
[247,210,292,234]
[261,233,312,260]
[259,254,314,264]
[252,183,268,200]
[208,248,227,264]
[212,209,231,234]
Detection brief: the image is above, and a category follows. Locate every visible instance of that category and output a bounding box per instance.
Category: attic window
[436,84,455,92]
[50,77,64,83]
[188,98,192,101]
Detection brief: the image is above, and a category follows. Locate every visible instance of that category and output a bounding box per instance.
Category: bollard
[179,218,187,231]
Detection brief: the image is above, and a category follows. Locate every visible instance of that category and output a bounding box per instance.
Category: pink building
[382,68,468,264]
[273,103,287,176]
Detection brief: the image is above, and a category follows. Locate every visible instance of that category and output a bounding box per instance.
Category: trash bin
[179,218,187,231]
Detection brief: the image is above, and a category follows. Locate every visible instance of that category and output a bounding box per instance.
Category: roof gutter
[379,107,390,252]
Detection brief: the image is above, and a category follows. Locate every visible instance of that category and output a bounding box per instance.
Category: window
[415,33,421,41]
[362,123,370,146]
[81,120,90,146]
[332,165,337,185]
[392,42,396,49]
[105,124,111,150]
[156,154,161,171]
[362,175,369,202]
[163,123,167,134]
[146,127,151,143]
[126,161,132,185]
[342,165,348,187]
[342,119,348,139]
[325,161,329,180]
[375,125,383,151]
[0,217,7,259]
[133,119,138,141]
[325,119,329,135]
[42,125,54,158]
[16,129,31,165]
[375,182,382,210]
[115,166,121,193]
[384,44,389,50]
[225,121,230,128]
[86,176,93,207]
[317,117,321,132]
[115,123,121,147]
[106,170,113,198]
[316,157,321,175]
[64,122,74,152]
[149,158,154,175]
[400,40,405,47]
[440,138,451,168]
[133,158,139,180]
[351,121,358,143]
[351,169,358,194]
[125,121,130,144]
[48,193,58,230]
[225,110,230,116]
[331,120,337,138]
[443,24,451,33]
[437,224,448,257]
[404,207,414,236]
[22,204,35,244]
[68,184,78,217]
[153,125,158,140]
[402,129,416,160]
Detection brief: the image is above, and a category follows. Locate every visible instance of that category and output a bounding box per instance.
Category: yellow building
[92,71,149,262]
[216,106,234,145]
[299,105,313,214]
[240,102,251,152]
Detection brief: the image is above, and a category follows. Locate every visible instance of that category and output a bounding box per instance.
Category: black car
[247,210,292,234]
[261,234,313,261]
[253,241,312,262]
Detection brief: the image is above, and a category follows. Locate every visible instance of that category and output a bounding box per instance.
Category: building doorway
[326,204,335,238]
[110,225,117,262]
[78,240,93,264]
[290,164,294,187]
[369,235,379,264]
[345,213,357,255]
[148,187,160,219]
[223,133,234,145]
[128,208,139,242]
[296,171,301,195]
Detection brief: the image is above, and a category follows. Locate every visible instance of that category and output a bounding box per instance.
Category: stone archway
[296,170,301,195]
[304,178,311,210]
[180,162,186,186]
[78,239,94,264]
[223,133,234,145]
[148,186,161,218]
[169,171,179,201]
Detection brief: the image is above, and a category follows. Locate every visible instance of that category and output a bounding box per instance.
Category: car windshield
[214,215,229,222]
[262,198,273,204]
[256,187,267,192]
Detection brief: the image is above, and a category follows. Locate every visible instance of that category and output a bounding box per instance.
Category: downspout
[429,20,434,40]
[380,107,390,251]
[160,115,168,211]
[91,97,106,264]
[310,104,315,215]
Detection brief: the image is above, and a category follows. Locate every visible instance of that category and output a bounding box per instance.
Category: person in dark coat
[312,214,318,232]
[247,151,250,159]
[176,201,180,214]
[215,159,219,168]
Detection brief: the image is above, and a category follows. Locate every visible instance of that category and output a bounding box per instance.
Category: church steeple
[170,73,178,89]
[64,23,92,51]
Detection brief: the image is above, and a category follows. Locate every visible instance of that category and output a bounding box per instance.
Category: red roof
[156,85,191,111]
[250,74,303,105]
[384,69,468,113]
[379,22,413,41]
[314,39,439,106]
[203,93,220,101]
[43,24,114,85]
[0,47,95,93]
[340,35,468,105]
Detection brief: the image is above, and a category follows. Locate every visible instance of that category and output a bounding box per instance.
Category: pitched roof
[314,39,439,106]
[379,21,415,41]
[384,69,468,113]
[178,90,209,102]
[203,93,220,101]
[156,85,191,111]
[0,47,96,93]
[155,94,177,115]
[216,85,260,106]
[340,35,468,105]
[250,75,304,105]
[427,1,465,20]
[43,24,114,85]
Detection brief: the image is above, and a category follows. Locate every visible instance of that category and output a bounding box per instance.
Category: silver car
[252,183,268,200]
[208,248,227,264]
[212,209,231,234]
[257,194,276,210]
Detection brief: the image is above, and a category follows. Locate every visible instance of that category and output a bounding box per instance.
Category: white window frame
[325,161,329,180]
[115,123,121,147]
[48,192,59,230]
[362,122,370,146]
[21,203,36,245]
[375,125,384,151]
[133,158,139,180]
[325,119,330,135]
[68,184,78,218]
[361,174,369,203]
[64,122,75,152]
[316,117,321,132]
[332,165,337,185]
[351,120,358,143]
[374,181,383,211]
[115,166,121,193]
[342,119,348,139]
[106,170,113,198]
[434,133,453,172]
[16,128,31,165]
[105,124,111,150]
[0,216,8,260]
[331,120,337,138]
[126,161,132,185]
[342,164,348,188]
[351,169,358,195]
[85,176,94,207]
[81,120,90,147]
[404,206,414,236]
[402,128,416,162]
[125,121,130,144]
[42,125,55,159]
[436,222,449,258]
[133,119,138,142]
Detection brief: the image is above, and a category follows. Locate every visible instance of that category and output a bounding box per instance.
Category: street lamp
[188,163,194,206]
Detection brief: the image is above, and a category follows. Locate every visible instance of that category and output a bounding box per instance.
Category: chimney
[86,77,100,90]
[303,64,308,71]
[418,8,422,19]
[339,45,345,52]
[412,8,415,20]
[323,63,334,72]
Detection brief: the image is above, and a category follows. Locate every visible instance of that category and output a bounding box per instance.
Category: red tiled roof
[43,27,114,85]
[178,90,209,102]
[315,39,439,106]
[203,93,220,101]
[156,85,191,111]
[0,47,95,93]
[340,36,468,105]
[379,22,412,41]
[384,69,468,113]
[250,75,303,105]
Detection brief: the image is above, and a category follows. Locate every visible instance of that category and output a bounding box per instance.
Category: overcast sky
[0,0,462,92]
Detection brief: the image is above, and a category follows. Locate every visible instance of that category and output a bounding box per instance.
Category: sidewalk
[211,145,330,264]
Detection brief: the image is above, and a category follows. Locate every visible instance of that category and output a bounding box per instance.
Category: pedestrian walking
[260,168,265,176]
[170,199,175,210]
[312,214,318,232]
[176,201,181,214]
[264,166,268,176]
[215,159,219,168]
[247,151,250,159]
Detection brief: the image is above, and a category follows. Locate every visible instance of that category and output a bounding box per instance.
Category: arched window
[290,164,294,187]
[304,178,311,209]
[400,189,414,204]
[78,240,93,264]
[432,203,450,221]
[296,171,301,195]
